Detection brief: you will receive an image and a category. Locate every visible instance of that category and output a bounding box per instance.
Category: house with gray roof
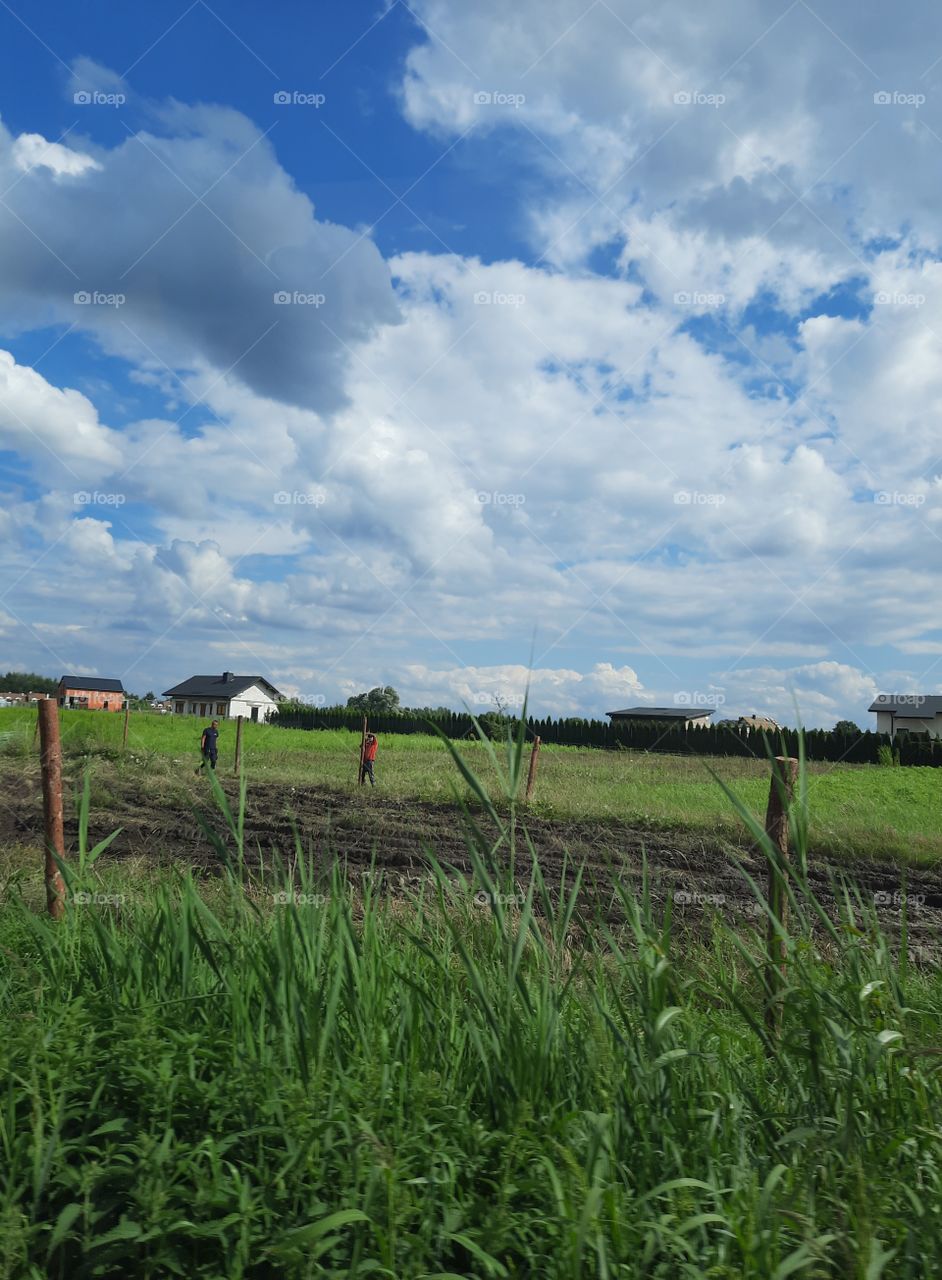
[607,706,714,730]
[58,675,125,712]
[164,672,283,722]
[868,694,942,739]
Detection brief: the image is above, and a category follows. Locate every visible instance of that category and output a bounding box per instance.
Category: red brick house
[57,676,126,712]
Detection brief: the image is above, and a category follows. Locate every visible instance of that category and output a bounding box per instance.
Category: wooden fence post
[122,704,130,750]
[234,715,243,773]
[358,716,368,785]
[38,699,66,919]
[764,755,799,1038]
[525,735,541,802]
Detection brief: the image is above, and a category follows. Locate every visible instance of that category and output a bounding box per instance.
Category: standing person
[362,732,378,787]
[196,719,220,773]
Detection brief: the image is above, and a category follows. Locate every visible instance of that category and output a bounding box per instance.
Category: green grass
[1,726,941,1277]
[2,707,941,863]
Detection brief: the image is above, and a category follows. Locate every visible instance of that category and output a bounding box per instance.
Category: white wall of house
[173,698,230,717]
[877,712,942,738]
[228,683,280,722]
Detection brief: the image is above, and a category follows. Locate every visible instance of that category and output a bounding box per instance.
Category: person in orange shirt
[362,732,378,786]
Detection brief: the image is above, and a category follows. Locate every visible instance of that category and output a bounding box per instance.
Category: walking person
[361,732,378,787]
[196,719,220,773]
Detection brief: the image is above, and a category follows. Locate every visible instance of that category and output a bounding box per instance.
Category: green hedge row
[269,707,942,766]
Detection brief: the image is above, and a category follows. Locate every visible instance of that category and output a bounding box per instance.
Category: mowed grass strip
[2,707,940,863]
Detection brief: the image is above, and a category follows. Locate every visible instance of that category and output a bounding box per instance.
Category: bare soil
[3,765,941,959]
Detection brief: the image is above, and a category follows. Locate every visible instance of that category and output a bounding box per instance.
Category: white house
[164,672,283,722]
[868,694,942,739]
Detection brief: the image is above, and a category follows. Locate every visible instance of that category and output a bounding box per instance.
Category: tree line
[0,671,59,694]
[270,704,942,766]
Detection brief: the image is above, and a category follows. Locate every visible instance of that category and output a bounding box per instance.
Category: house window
[175,702,184,715]
[103,701,109,711]
[216,703,226,715]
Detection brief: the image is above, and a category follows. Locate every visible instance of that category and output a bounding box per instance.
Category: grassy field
[1,707,941,864]
[1,732,941,1277]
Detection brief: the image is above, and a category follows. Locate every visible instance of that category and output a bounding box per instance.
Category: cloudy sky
[1,0,941,725]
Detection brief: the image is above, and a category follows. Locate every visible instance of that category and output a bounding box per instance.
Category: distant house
[607,706,714,730]
[163,672,283,722]
[58,676,126,712]
[0,690,54,705]
[735,714,780,732]
[868,694,942,740]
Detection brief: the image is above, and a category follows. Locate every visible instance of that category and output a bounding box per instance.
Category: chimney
[222,671,233,683]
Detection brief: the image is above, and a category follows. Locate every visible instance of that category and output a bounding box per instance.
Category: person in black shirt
[196,719,220,772]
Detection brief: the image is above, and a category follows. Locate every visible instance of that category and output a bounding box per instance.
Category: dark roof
[607,706,714,720]
[163,674,282,700]
[868,694,942,719]
[59,676,125,693]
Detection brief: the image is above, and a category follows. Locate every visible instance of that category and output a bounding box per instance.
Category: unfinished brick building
[57,676,126,712]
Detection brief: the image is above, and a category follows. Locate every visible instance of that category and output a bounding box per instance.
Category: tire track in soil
[3,771,941,959]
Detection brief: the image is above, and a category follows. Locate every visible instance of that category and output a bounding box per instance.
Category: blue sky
[1,0,941,725]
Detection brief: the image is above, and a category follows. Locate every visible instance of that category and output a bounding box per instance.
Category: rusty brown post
[525,735,542,802]
[764,755,798,1037]
[38,699,66,918]
[234,715,243,773]
[122,703,130,749]
[358,715,368,785]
